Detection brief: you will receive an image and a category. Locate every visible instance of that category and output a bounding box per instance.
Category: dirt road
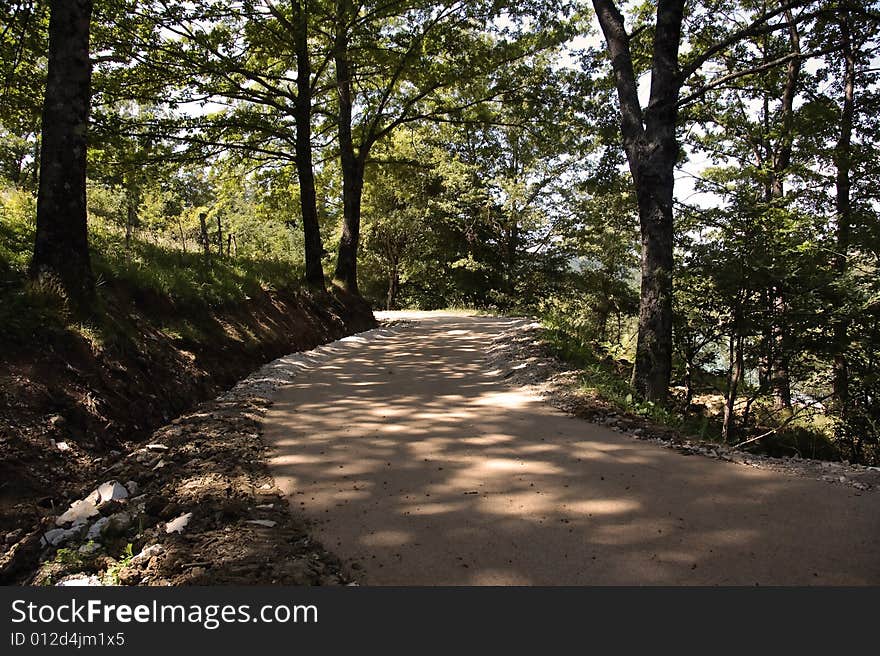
[262,312,880,585]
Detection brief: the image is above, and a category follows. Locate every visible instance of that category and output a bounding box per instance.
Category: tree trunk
[177,216,188,252]
[292,0,325,289]
[332,0,365,295]
[386,260,400,311]
[216,213,223,256]
[632,172,675,401]
[30,0,94,309]
[722,330,744,444]
[594,0,683,402]
[833,11,855,411]
[765,11,802,411]
[199,212,211,263]
[683,349,694,408]
[335,152,364,294]
[125,200,135,255]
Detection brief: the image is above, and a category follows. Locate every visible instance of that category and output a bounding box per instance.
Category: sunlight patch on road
[361,530,412,547]
[459,433,515,446]
[567,499,640,516]
[401,501,464,516]
[467,569,533,585]
[478,458,563,475]
[476,491,556,516]
[473,390,533,410]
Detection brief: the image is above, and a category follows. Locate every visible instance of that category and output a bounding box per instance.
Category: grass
[0,209,305,346]
[102,543,134,585]
[541,326,709,431]
[539,315,841,459]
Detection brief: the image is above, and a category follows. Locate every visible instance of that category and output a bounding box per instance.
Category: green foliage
[0,174,304,346]
[2,0,880,466]
[102,543,134,586]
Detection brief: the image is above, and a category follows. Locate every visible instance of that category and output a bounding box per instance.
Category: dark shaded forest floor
[0,280,375,583]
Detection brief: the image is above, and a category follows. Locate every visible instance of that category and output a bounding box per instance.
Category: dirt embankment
[0,283,375,582]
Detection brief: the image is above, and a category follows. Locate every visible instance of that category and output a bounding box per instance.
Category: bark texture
[833,12,855,411]
[292,0,326,288]
[31,0,94,308]
[332,0,365,295]
[594,0,684,402]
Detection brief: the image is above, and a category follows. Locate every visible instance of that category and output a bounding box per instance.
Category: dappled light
[264,315,880,585]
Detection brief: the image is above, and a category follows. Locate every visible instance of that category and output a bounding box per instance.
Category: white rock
[56,575,103,587]
[42,527,80,547]
[86,517,110,541]
[56,498,100,526]
[146,444,169,451]
[56,442,71,452]
[246,519,277,528]
[165,512,193,534]
[131,543,164,564]
[97,481,129,503]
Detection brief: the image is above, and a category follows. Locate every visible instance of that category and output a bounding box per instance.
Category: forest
[1,0,879,485]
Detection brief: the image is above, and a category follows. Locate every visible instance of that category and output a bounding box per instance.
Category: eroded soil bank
[0,284,375,583]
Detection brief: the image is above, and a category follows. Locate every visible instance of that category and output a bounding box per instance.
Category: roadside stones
[78,542,101,556]
[246,519,277,528]
[165,512,193,534]
[86,517,110,541]
[130,543,163,565]
[55,496,100,527]
[5,529,24,545]
[41,527,82,547]
[56,574,102,587]
[97,481,129,504]
[105,512,133,537]
[49,479,145,554]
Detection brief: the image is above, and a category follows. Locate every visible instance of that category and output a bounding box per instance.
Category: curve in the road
[262,312,880,585]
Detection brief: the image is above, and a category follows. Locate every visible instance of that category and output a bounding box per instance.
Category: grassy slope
[0,217,376,541]
[539,321,842,463]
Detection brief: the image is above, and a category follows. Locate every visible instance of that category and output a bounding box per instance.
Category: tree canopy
[2,0,880,463]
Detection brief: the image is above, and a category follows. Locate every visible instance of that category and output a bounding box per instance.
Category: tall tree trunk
[177,216,188,252]
[125,199,135,255]
[594,0,683,402]
[30,0,94,309]
[767,10,802,411]
[632,171,675,401]
[722,329,745,444]
[386,259,400,311]
[333,0,365,295]
[833,11,855,411]
[199,211,211,263]
[292,0,325,289]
